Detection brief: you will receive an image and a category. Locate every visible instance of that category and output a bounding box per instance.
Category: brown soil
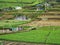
[23,20,60,27]
[2,41,53,45]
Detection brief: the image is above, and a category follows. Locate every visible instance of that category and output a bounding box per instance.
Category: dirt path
[3,41,51,45]
[23,20,60,27]
[0,20,60,34]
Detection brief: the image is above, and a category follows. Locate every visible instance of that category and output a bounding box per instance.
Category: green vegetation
[0,0,44,8]
[0,0,60,45]
[0,0,35,2]
[0,26,60,44]
[48,8,60,11]
[0,20,30,28]
[47,30,60,44]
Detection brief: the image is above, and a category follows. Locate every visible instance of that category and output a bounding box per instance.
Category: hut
[36,4,45,11]
[15,6,22,10]
[15,15,28,20]
[0,26,23,34]
[11,26,23,32]
[0,28,12,33]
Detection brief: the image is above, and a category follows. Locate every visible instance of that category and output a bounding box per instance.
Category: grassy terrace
[0,26,60,44]
[0,0,35,2]
[0,20,30,28]
[0,0,44,8]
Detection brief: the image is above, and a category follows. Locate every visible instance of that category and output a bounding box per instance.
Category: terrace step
[42,12,60,15]
[3,41,51,45]
[38,15,60,18]
[39,3,60,20]
[22,20,60,27]
[48,8,60,11]
[6,42,14,45]
[53,5,60,8]
[49,2,60,5]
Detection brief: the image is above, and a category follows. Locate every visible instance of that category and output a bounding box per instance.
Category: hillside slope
[0,0,44,8]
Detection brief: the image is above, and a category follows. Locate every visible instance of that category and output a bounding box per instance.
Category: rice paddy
[0,26,60,44]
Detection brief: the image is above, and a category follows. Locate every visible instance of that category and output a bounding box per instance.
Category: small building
[15,15,28,20]
[15,6,22,10]
[2,7,14,11]
[0,26,23,34]
[36,4,45,11]
[0,28,12,33]
[10,26,23,32]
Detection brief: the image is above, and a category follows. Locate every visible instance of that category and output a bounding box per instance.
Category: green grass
[0,27,49,43]
[47,30,60,44]
[0,0,35,2]
[0,26,60,44]
[0,20,30,28]
[0,0,44,8]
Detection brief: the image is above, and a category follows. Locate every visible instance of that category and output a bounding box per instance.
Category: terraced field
[0,0,60,45]
[0,26,60,45]
[0,20,30,28]
[0,0,36,2]
[0,0,44,8]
